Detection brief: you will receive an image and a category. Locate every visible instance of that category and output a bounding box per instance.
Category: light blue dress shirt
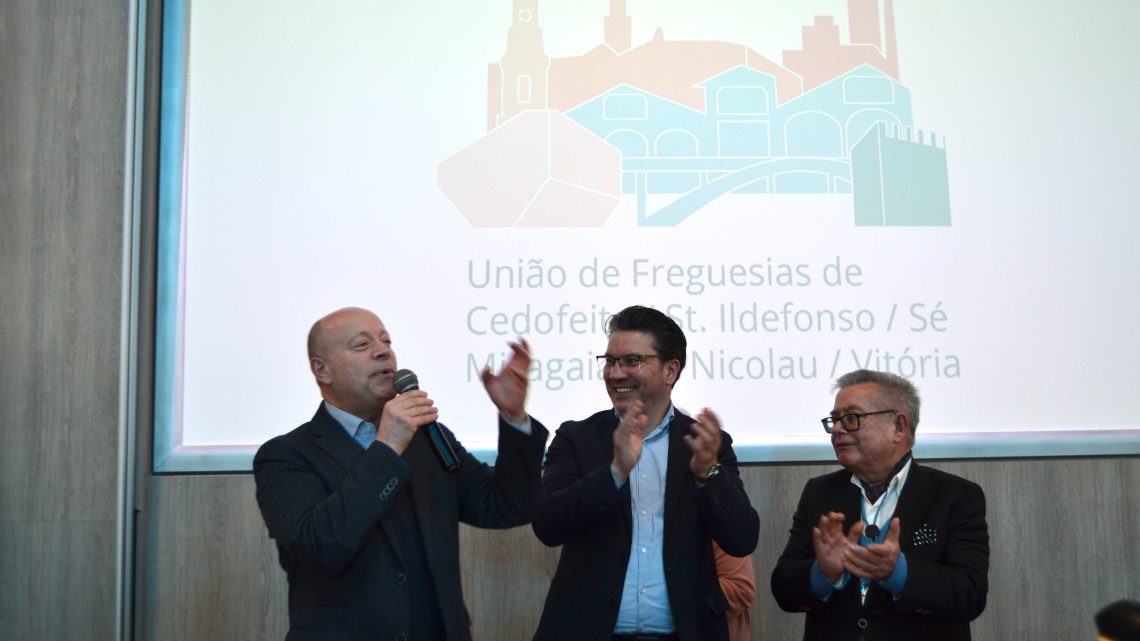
[325,402,376,449]
[323,400,533,451]
[613,406,675,634]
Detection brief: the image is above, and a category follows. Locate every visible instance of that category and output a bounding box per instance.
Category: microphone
[393,369,461,472]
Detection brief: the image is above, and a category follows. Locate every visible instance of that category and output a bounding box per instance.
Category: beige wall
[2,2,1138,641]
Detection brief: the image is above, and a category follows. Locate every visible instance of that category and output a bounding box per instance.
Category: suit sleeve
[894,480,989,621]
[770,477,828,613]
[253,434,412,576]
[700,430,760,557]
[452,416,550,529]
[531,422,628,547]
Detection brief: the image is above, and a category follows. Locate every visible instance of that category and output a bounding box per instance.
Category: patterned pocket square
[912,523,939,547]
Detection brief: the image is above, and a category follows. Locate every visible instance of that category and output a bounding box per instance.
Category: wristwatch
[700,463,722,484]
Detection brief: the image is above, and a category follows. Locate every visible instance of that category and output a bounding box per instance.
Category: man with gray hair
[771,369,989,641]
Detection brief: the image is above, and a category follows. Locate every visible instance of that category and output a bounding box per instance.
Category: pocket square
[912,523,939,547]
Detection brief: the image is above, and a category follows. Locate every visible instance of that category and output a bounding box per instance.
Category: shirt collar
[323,400,371,438]
[850,452,914,506]
[612,404,675,440]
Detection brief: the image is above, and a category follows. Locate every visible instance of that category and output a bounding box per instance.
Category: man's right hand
[610,400,649,484]
[377,389,438,454]
[812,511,859,583]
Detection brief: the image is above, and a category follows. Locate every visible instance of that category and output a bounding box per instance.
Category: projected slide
[155,0,1140,471]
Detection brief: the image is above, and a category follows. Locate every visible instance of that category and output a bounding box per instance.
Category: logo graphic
[438,0,950,228]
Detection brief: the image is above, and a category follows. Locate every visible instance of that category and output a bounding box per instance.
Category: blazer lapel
[309,404,368,474]
[404,430,439,552]
[595,413,632,534]
[663,413,693,539]
[834,476,863,528]
[893,460,934,551]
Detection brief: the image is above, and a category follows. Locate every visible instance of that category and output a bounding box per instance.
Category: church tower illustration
[487,0,550,129]
[604,0,631,53]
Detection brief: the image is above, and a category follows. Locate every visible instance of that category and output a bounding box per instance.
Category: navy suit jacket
[771,461,989,641]
[531,409,759,641]
[254,403,548,641]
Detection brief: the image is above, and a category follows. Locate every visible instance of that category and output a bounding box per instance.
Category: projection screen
[153,0,1140,472]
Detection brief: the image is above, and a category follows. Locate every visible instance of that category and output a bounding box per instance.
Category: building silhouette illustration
[440,0,950,227]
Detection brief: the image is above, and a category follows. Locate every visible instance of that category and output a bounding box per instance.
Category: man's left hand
[845,517,901,581]
[482,338,531,423]
[684,407,723,480]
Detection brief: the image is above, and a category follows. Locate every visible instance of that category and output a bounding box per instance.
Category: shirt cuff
[809,560,849,601]
[879,552,908,596]
[503,414,532,435]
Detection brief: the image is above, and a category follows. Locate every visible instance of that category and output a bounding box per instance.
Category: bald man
[254,307,548,641]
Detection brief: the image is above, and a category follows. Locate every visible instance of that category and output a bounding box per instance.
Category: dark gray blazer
[254,403,548,641]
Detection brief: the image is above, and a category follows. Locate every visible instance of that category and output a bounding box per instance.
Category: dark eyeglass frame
[596,353,659,372]
[820,409,897,434]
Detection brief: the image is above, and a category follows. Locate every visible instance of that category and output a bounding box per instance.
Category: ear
[310,356,331,384]
[664,359,681,386]
[892,412,910,442]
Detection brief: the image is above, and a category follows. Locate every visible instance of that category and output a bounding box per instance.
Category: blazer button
[395,572,407,585]
[857,618,868,629]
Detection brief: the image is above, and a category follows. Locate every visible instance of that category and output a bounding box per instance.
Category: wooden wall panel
[142,458,1140,641]
[0,0,127,523]
[0,521,118,639]
[0,0,131,640]
[144,475,288,641]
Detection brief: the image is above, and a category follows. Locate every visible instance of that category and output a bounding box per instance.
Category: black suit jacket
[253,403,548,641]
[770,461,989,641]
[531,409,759,641]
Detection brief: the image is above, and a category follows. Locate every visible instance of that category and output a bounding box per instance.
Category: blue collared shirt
[614,406,675,634]
[325,401,376,449]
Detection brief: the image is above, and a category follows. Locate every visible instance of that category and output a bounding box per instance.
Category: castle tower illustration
[487,0,550,129]
[851,121,950,226]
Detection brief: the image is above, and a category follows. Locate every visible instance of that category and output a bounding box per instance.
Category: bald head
[308,307,378,361]
[306,307,396,421]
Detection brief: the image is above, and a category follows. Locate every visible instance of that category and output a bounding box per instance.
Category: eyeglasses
[820,409,897,434]
[596,353,659,373]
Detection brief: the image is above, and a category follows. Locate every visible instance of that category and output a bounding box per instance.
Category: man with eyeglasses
[532,305,759,641]
[771,369,989,641]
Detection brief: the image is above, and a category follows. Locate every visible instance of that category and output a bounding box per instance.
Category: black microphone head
[394,369,419,394]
